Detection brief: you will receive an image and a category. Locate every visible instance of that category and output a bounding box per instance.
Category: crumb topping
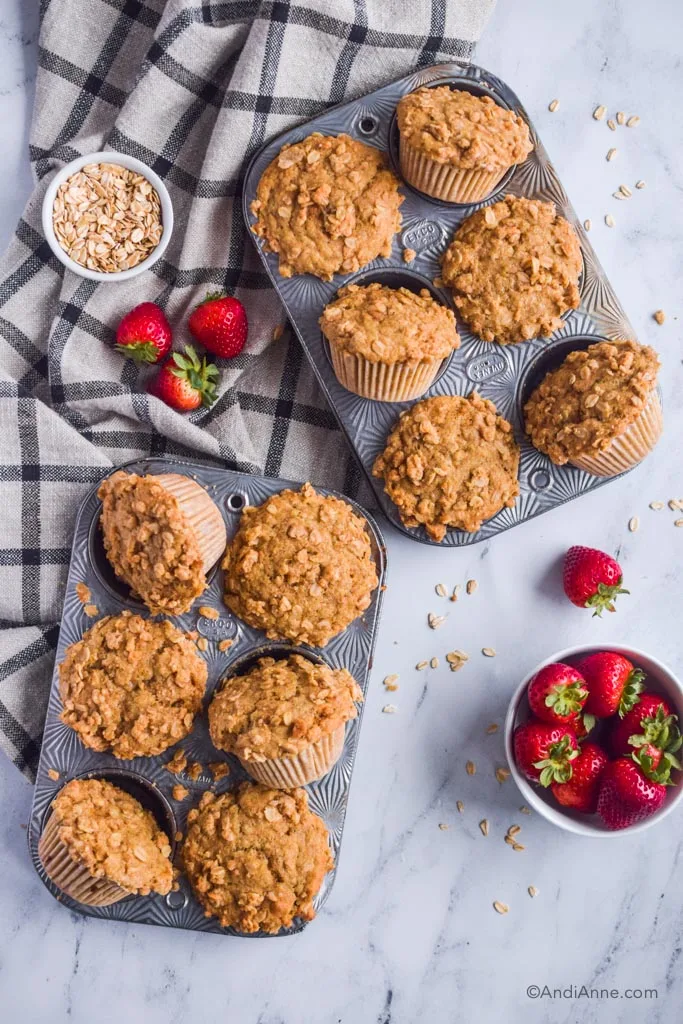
[98,471,206,615]
[372,393,520,540]
[59,612,207,759]
[319,282,460,364]
[50,778,172,895]
[441,195,582,345]
[397,87,533,170]
[208,654,362,761]
[222,482,378,647]
[182,783,333,933]
[250,133,403,281]
[524,340,660,462]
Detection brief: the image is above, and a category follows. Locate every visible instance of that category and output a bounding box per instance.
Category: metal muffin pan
[28,456,387,937]
[243,60,644,547]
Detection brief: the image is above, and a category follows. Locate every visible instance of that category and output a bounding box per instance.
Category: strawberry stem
[586,579,629,617]
[534,736,580,787]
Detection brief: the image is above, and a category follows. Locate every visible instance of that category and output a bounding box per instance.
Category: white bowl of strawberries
[504,645,683,836]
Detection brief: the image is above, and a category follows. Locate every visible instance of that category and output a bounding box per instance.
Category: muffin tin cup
[568,390,663,478]
[28,457,387,938]
[239,724,347,789]
[154,473,227,574]
[398,135,504,205]
[38,813,132,907]
[329,345,443,402]
[242,60,650,547]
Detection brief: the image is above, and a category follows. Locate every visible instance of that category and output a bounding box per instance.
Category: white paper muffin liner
[239,724,346,789]
[38,814,131,907]
[155,473,227,573]
[399,136,505,204]
[329,345,442,402]
[569,390,663,478]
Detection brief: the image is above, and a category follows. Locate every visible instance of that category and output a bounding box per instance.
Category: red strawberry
[551,741,609,813]
[609,693,679,758]
[527,662,589,727]
[563,545,629,616]
[513,720,579,786]
[188,292,248,359]
[597,758,669,829]
[147,345,218,411]
[578,652,644,719]
[115,302,172,364]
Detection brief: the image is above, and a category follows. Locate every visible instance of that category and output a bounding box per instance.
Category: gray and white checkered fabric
[0,0,495,779]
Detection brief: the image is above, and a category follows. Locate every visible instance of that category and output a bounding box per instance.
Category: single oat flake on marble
[493,901,509,915]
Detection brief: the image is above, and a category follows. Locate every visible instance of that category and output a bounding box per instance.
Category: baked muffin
[98,470,226,616]
[182,783,333,933]
[524,339,662,477]
[38,778,173,906]
[441,195,582,345]
[320,282,460,402]
[397,86,533,203]
[372,393,520,540]
[250,132,403,280]
[209,654,362,787]
[222,482,378,646]
[59,612,207,758]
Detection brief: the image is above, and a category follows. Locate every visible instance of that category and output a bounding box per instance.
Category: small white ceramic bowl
[41,151,173,282]
[504,644,683,837]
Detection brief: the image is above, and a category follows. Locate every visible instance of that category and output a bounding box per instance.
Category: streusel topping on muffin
[397,87,533,170]
[320,282,460,363]
[222,482,378,647]
[59,612,207,759]
[524,340,660,464]
[98,471,205,615]
[208,654,362,762]
[250,133,403,280]
[182,783,333,933]
[50,778,173,895]
[372,393,520,540]
[441,195,582,345]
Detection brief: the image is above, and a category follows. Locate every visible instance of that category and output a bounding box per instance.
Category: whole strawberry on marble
[188,292,248,359]
[563,545,629,616]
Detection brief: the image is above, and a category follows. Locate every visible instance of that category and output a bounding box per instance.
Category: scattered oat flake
[520,805,531,815]
[196,637,209,652]
[626,115,640,127]
[616,111,626,125]
[428,612,447,629]
[383,673,399,688]
[605,214,615,227]
[619,184,632,198]
[83,604,99,617]
[628,516,639,532]
[583,219,591,232]
[466,760,476,776]
[528,885,539,898]
[456,800,464,813]
[613,192,626,201]
[47,768,60,781]
[198,605,219,620]
[504,835,516,847]
[172,784,189,801]
[668,499,682,511]
[272,323,284,341]
[653,310,665,325]
[187,762,203,781]
[218,638,234,652]
[479,819,489,837]
[415,660,428,671]
[174,831,183,843]
[493,901,509,915]
[450,585,461,602]
[606,148,617,161]
[486,723,499,735]
[607,119,616,131]
[430,657,439,669]
[675,519,683,528]
[495,767,511,784]
[75,582,91,604]
[507,824,521,837]
[403,247,416,263]
[209,762,230,781]
[635,180,646,189]
[548,99,559,112]
[649,501,664,510]
[513,843,525,852]
[482,647,496,658]
[466,579,478,595]
[435,583,448,598]
[593,104,607,120]
[438,823,450,831]
[382,704,398,714]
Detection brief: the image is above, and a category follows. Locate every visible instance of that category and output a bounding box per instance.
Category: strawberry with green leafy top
[527,662,590,728]
[115,302,172,364]
[563,545,629,616]
[578,651,644,719]
[551,741,609,813]
[597,757,671,829]
[513,720,579,786]
[147,345,218,411]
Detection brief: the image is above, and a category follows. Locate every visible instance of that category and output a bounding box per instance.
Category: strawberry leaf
[618,669,646,718]
[587,580,629,617]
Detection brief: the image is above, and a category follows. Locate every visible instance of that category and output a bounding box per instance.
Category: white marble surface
[1,1,682,1022]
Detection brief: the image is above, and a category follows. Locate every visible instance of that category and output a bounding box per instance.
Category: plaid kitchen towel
[0,0,496,779]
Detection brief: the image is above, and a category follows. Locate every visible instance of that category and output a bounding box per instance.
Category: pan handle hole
[226,493,246,512]
[358,115,378,136]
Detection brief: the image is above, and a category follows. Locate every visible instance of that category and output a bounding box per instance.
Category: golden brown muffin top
[441,195,582,345]
[319,282,460,364]
[250,132,403,281]
[222,482,378,647]
[372,393,520,540]
[397,86,533,171]
[51,778,173,895]
[98,471,205,615]
[208,654,362,762]
[59,612,207,759]
[524,340,660,463]
[182,783,333,933]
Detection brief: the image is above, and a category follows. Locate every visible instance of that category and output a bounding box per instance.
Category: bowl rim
[40,150,173,282]
[504,643,683,838]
